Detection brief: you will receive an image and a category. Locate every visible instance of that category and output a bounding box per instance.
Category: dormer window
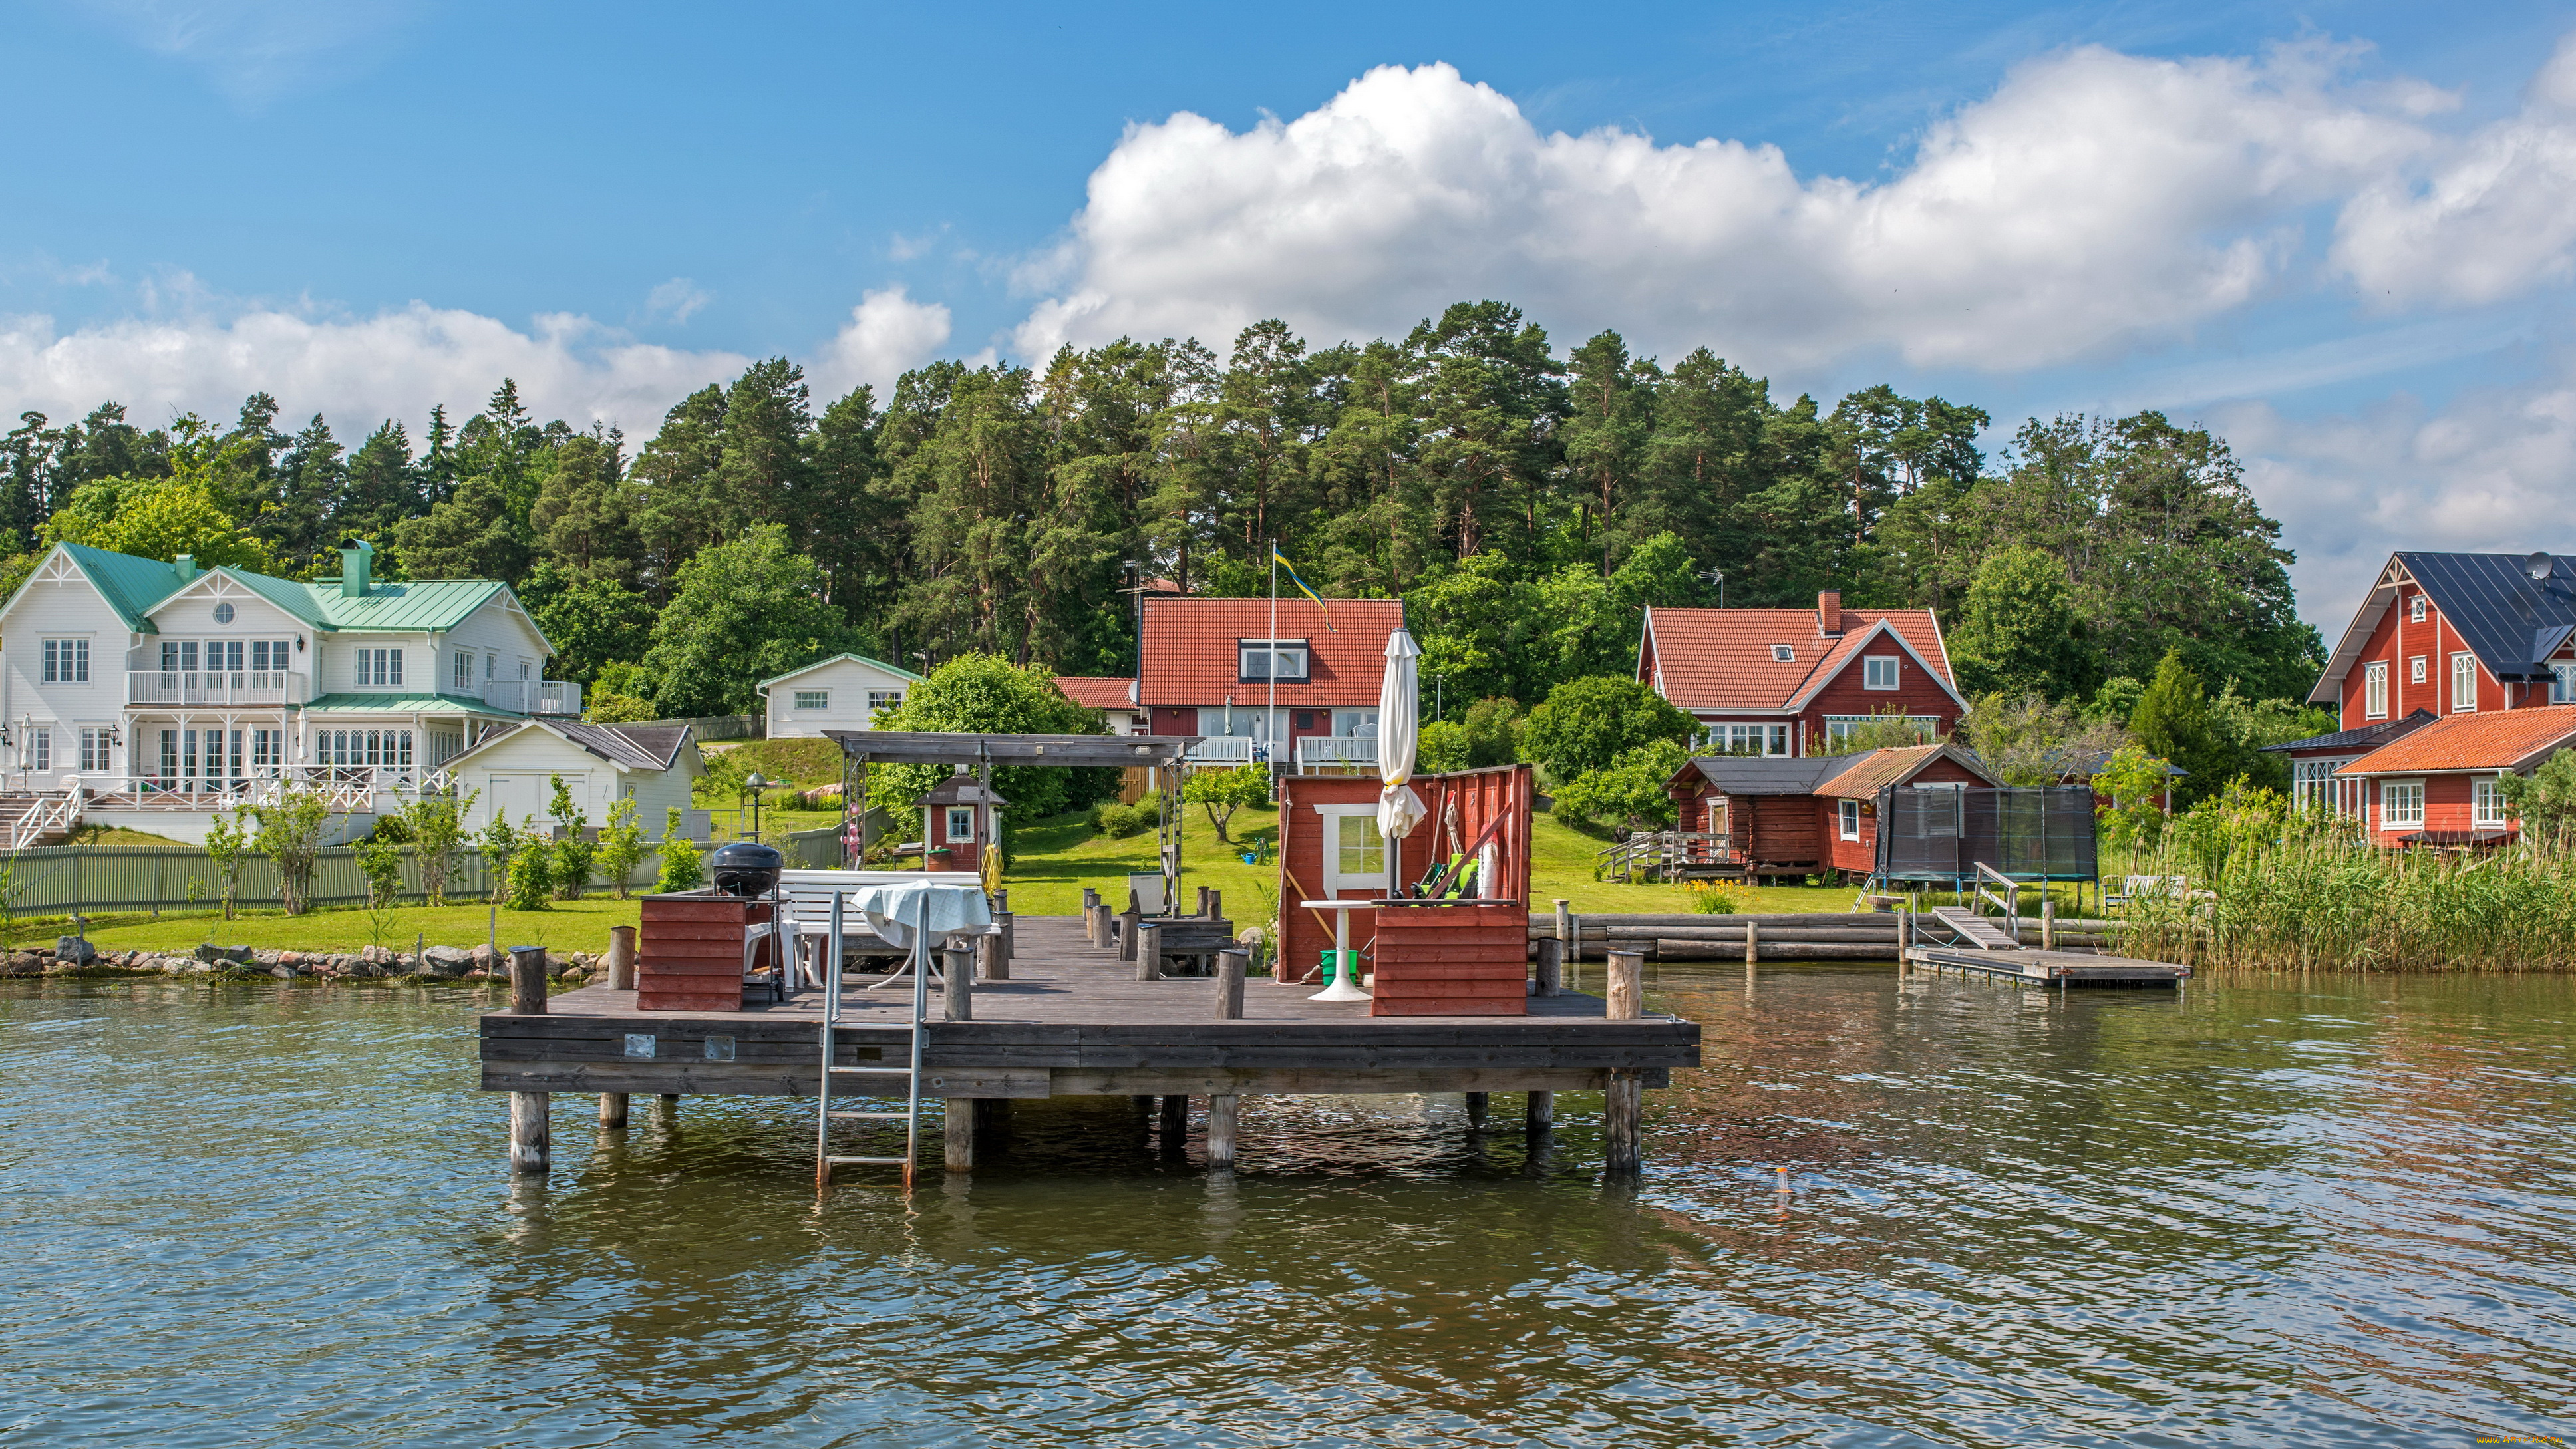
[1771,645,1795,663]
[2410,596,2427,623]
[1239,640,1310,683]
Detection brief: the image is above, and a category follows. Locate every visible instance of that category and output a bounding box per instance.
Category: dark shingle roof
[2403,552,2576,683]
[2257,709,2436,755]
[554,721,692,770]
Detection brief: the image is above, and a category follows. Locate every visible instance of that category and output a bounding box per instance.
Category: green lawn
[68,897,645,958]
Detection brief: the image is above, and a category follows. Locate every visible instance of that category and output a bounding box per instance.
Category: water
[3,965,2571,1447]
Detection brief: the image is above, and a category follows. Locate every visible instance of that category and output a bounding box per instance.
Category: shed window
[794,690,830,711]
[946,806,975,841]
[868,691,904,711]
[1863,655,1899,689]
[1838,798,1861,840]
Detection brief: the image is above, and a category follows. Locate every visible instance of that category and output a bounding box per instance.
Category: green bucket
[1316,948,1357,985]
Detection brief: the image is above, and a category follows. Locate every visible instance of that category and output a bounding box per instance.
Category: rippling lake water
[3,963,2571,1446]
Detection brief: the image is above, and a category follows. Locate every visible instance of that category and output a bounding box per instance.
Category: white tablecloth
[840,880,991,952]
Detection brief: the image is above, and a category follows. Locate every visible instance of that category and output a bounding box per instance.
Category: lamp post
[743,772,775,844]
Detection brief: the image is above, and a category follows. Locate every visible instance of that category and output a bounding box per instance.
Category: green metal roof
[216,571,506,633]
[37,544,189,633]
[758,651,927,689]
[300,692,524,718]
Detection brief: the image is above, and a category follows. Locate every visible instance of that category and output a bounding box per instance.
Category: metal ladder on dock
[815,892,932,1192]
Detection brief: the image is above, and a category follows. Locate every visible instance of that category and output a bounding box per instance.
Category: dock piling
[1744,919,1758,967]
[1136,922,1162,982]
[943,947,974,1021]
[1215,949,1247,1021]
[606,926,636,990]
[1527,1090,1554,1131]
[506,945,550,1174]
[1605,950,1645,1177]
[1465,1092,1489,1128]
[1207,1095,1239,1166]
[1534,937,1563,997]
[1158,1094,1186,1144]
[1118,893,1143,962]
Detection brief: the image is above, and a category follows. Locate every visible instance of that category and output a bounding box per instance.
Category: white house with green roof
[756,652,923,738]
[0,538,579,838]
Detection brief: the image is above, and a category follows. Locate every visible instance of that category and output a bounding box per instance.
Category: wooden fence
[618,713,762,742]
[0,844,674,917]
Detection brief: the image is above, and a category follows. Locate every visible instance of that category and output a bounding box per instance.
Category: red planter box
[1370,901,1526,1017]
[637,891,772,1012]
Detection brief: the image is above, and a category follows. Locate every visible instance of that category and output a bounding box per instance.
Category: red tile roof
[1642,605,1956,712]
[2336,706,2576,775]
[1140,596,1405,709]
[1053,676,1136,711]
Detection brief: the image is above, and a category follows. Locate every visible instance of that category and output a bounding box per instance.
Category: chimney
[339,538,374,599]
[1818,589,1843,635]
[173,554,196,583]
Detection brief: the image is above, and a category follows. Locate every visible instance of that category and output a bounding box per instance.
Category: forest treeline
[0,299,2323,723]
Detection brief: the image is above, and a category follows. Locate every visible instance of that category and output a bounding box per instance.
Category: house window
[1238,640,1310,683]
[26,728,50,772]
[252,640,291,675]
[2555,663,2576,704]
[945,806,975,842]
[1824,715,1941,745]
[206,640,242,672]
[355,648,402,688]
[2363,662,2388,719]
[79,728,111,772]
[317,729,413,768]
[252,730,283,769]
[1333,709,1378,737]
[2381,780,2425,829]
[868,690,904,711]
[1838,798,1861,840]
[212,601,235,625]
[1863,656,1899,689]
[485,654,496,680]
[1704,723,1789,756]
[1771,645,1795,662]
[40,639,89,684]
[2409,655,2426,685]
[2291,758,2358,814]
[2474,777,2510,828]
[455,651,473,691]
[1335,813,1382,882]
[2450,652,2477,713]
[794,690,830,711]
[2410,595,2427,623]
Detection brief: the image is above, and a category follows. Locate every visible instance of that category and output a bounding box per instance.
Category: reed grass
[2110,806,2576,972]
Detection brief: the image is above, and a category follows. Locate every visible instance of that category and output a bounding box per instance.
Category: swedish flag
[1273,547,1333,630]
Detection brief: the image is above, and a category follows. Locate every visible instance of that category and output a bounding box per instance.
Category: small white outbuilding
[758,653,924,738]
[446,719,703,834]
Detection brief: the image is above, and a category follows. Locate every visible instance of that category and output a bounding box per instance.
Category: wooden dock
[1902,944,2190,987]
[480,915,1700,1175]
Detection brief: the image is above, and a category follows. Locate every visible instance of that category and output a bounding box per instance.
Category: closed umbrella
[1376,628,1428,890]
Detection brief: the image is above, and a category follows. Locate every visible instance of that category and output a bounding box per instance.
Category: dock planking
[480,915,1697,1102]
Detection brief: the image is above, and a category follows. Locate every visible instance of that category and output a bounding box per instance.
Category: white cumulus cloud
[1014,49,2436,369]
[806,287,953,402]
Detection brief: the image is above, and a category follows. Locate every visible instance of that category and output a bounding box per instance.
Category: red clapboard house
[2285,551,2576,826]
[1664,742,1999,880]
[1638,591,1965,756]
[1138,596,1406,769]
[2329,707,2576,847]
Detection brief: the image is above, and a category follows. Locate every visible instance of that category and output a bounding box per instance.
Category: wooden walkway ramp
[1927,907,2020,950]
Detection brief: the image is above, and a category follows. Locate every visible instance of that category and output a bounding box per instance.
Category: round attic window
[212,602,236,625]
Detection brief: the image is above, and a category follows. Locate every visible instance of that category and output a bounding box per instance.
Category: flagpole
[1268,540,1279,772]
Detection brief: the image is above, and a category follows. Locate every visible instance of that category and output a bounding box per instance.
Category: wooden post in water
[506,945,549,1174]
[1136,921,1162,982]
[1899,905,1912,975]
[1744,918,1759,967]
[943,943,977,1172]
[1534,937,1563,997]
[2040,895,2055,951]
[1208,948,1247,1167]
[1465,1092,1489,1127]
[606,925,637,990]
[1604,949,1645,1177]
[1527,1090,1555,1131]
[1158,1094,1186,1142]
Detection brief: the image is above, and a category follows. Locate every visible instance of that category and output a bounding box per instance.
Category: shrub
[507,828,555,911]
[401,788,474,908]
[594,797,647,898]
[1090,794,1159,838]
[1553,740,1690,831]
[240,788,333,916]
[1522,677,1696,782]
[476,812,520,905]
[204,811,248,921]
[1182,767,1269,844]
[656,807,706,893]
[548,774,595,900]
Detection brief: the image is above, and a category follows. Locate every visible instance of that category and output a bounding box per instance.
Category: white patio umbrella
[1311,627,1424,1003]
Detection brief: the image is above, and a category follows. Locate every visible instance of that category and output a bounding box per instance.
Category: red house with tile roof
[1052,675,1144,735]
[2331,706,2576,846]
[2281,552,2576,821]
[1138,596,1406,767]
[1663,742,1999,880]
[1637,591,1964,756]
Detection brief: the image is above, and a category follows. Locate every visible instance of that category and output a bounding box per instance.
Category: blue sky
[9,0,2576,621]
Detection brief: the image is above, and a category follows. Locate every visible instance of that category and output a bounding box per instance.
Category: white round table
[1298,898,1374,1001]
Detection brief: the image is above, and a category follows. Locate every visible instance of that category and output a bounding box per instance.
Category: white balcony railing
[481,679,581,715]
[1183,736,1263,764]
[1295,736,1379,770]
[114,766,457,812]
[126,669,305,707]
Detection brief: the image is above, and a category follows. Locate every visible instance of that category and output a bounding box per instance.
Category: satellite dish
[2530,550,2556,582]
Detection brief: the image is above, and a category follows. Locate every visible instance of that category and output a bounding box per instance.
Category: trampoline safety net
[1876,786,2098,882]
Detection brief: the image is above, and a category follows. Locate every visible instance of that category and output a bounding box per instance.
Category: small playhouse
[1273,764,1535,1017]
[909,771,1007,877]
